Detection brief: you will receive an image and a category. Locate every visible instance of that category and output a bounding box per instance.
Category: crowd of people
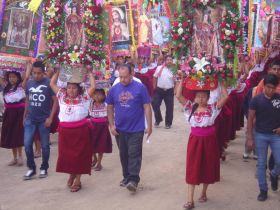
[0,49,279,209]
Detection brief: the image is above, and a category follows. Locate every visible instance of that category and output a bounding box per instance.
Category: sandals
[8,159,17,166]
[91,160,97,168]
[183,202,194,210]
[34,152,41,158]
[198,195,208,203]
[67,175,76,188]
[70,183,82,192]
[93,165,103,171]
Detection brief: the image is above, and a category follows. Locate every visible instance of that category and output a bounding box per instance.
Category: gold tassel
[128,0,136,52]
[28,0,44,13]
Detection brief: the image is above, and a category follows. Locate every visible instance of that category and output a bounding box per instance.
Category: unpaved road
[0,101,279,210]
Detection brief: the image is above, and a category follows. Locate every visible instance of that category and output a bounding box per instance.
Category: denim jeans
[115,131,144,184]
[24,119,50,171]
[255,131,280,191]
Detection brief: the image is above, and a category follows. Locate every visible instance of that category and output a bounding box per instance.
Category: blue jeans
[255,131,280,191]
[24,119,50,171]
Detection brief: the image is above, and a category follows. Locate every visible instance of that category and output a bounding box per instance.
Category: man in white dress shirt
[152,55,175,129]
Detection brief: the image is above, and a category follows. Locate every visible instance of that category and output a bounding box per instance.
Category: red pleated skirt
[90,119,112,153]
[56,124,93,175]
[0,107,24,148]
[186,127,220,185]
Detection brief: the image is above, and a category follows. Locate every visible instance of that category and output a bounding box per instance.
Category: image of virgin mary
[64,5,84,48]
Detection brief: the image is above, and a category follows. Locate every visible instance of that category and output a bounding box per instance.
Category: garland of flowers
[43,0,106,66]
[171,0,242,85]
[220,1,242,60]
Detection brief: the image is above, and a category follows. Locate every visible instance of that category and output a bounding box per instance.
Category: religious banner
[111,4,130,44]
[0,1,42,57]
[191,5,226,59]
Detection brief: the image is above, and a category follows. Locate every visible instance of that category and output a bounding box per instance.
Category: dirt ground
[0,101,279,210]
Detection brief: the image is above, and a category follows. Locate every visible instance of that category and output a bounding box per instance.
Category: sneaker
[120,179,128,187]
[253,155,258,160]
[165,125,171,129]
[242,153,249,160]
[126,181,137,192]
[270,173,278,191]
[257,190,267,201]
[23,169,36,180]
[39,169,48,178]
[154,122,160,128]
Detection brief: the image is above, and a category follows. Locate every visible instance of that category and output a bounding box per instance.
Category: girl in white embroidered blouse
[176,75,228,210]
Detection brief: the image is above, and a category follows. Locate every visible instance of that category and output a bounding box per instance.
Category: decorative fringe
[28,0,43,13]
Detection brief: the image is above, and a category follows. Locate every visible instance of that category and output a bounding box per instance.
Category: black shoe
[270,173,278,191]
[257,190,267,201]
[23,169,36,180]
[120,179,128,187]
[126,181,137,192]
[154,122,160,128]
[165,125,171,129]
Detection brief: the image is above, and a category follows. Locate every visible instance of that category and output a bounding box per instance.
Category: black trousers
[115,131,144,184]
[152,87,174,126]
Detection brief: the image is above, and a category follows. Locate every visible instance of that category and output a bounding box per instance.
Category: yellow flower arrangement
[46,4,58,18]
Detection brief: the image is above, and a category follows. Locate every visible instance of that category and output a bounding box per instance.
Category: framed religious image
[0,1,41,57]
[111,5,130,43]
[191,5,226,58]
[271,16,280,46]
[64,1,85,48]
[160,16,171,44]
[6,8,33,49]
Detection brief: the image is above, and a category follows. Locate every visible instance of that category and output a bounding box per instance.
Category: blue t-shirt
[106,80,150,133]
[250,93,280,134]
[26,77,54,122]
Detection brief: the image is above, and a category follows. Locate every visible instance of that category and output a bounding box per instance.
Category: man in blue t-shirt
[23,61,58,180]
[247,74,280,201]
[106,64,152,192]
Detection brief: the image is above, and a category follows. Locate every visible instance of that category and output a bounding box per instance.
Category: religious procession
[0,0,279,210]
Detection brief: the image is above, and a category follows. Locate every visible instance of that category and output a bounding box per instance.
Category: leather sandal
[70,183,82,192]
[67,175,76,188]
[198,195,208,203]
[94,165,103,171]
[183,202,194,210]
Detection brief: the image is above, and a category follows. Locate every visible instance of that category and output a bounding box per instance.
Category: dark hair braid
[188,103,199,122]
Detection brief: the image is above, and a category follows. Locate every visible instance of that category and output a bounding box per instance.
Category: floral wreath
[171,0,242,85]
[181,54,234,89]
[43,0,106,67]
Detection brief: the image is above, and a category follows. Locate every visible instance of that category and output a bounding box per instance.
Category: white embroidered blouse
[89,100,107,118]
[57,88,90,122]
[184,100,221,127]
[4,86,25,103]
